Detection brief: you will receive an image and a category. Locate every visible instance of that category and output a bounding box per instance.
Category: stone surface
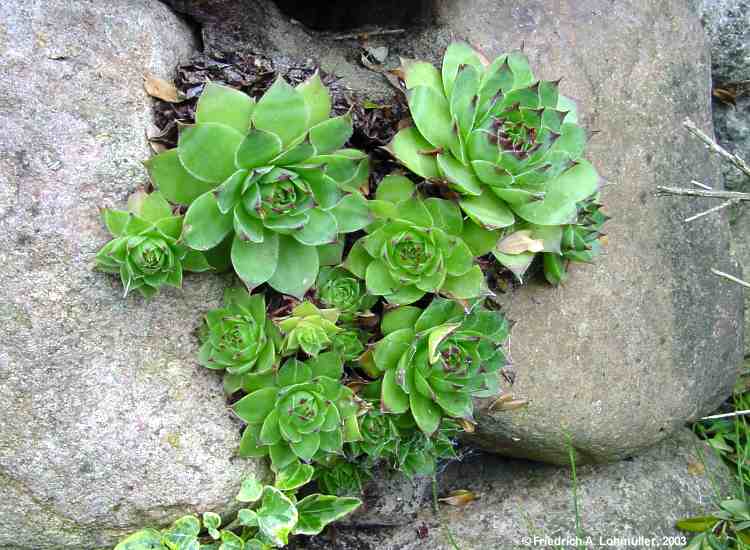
[700,0,750,84]
[339,468,432,528]
[699,0,750,354]
[295,429,734,550]
[0,2,265,549]
[434,0,743,464]
[700,0,750,190]
[160,0,743,464]
[731,205,750,357]
[713,97,750,191]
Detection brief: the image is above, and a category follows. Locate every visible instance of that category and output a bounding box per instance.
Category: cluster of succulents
[387,43,601,283]
[106,41,605,549]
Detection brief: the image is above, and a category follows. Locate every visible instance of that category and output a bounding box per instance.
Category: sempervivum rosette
[343,175,489,305]
[234,353,362,472]
[95,190,210,298]
[145,76,373,298]
[373,298,509,435]
[387,43,600,281]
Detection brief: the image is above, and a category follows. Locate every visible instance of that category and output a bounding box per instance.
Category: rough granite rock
[295,429,734,550]
[731,206,750,358]
[430,0,744,465]
[699,0,750,355]
[165,0,744,464]
[713,97,750,192]
[700,0,750,190]
[338,468,432,528]
[700,0,750,84]
[0,2,265,549]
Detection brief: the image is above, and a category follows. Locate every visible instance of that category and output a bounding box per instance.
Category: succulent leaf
[252,77,308,148]
[268,235,320,299]
[386,127,440,179]
[195,82,255,133]
[178,122,245,183]
[183,191,234,251]
[297,71,332,128]
[231,232,279,291]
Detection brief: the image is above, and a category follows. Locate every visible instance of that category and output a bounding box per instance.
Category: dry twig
[711,268,750,289]
[683,118,750,178]
[655,186,750,202]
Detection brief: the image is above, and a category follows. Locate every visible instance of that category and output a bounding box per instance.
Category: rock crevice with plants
[0,0,743,549]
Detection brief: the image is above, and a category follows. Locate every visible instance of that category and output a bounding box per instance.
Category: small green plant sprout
[343,174,490,305]
[348,407,401,464]
[677,499,750,549]
[114,475,361,550]
[314,459,370,497]
[391,416,460,477]
[330,328,367,362]
[145,77,373,299]
[96,190,211,298]
[387,42,600,282]
[314,266,378,322]
[373,297,509,435]
[198,288,282,395]
[542,196,608,285]
[234,353,363,472]
[277,301,341,357]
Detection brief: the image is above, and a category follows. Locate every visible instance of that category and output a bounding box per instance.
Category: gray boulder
[0,2,265,549]
[700,0,750,84]
[297,429,734,550]
[428,0,743,464]
[160,0,742,464]
[700,0,750,189]
[699,0,750,354]
[339,468,432,528]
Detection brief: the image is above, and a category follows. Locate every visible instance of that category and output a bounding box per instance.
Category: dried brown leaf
[144,74,185,103]
[687,457,705,476]
[459,419,476,433]
[713,87,737,107]
[439,490,478,506]
[489,396,528,412]
[497,230,544,254]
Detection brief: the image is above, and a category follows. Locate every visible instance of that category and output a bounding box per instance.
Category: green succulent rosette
[234,353,363,471]
[198,288,281,394]
[348,408,399,464]
[278,302,341,357]
[95,190,211,298]
[330,328,367,362]
[373,298,508,435]
[543,196,608,285]
[145,75,373,298]
[386,42,600,281]
[315,267,377,322]
[391,416,460,477]
[343,175,490,305]
[314,460,369,497]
